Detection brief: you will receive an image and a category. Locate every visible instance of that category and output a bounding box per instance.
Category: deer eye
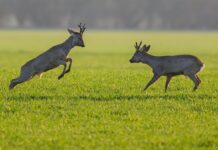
[136,51,140,55]
[136,51,143,56]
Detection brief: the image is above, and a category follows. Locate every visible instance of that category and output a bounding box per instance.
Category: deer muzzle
[129,59,134,63]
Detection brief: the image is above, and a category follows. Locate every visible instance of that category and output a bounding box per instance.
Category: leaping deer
[129,42,205,92]
[9,23,86,90]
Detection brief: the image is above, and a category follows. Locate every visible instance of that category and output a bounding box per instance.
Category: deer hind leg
[144,74,160,91]
[37,73,43,79]
[9,68,34,90]
[187,74,200,91]
[58,60,67,80]
[196,75,201,84]
[165,75,172,92]
[65,58,72,74]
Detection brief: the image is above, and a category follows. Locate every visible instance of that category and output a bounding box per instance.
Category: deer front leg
[165,75,172,92]
[144,74,160,91]
[58,60,67,80]
[65,58,72,74]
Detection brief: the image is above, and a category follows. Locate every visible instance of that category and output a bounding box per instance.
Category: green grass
[0,30,218,150]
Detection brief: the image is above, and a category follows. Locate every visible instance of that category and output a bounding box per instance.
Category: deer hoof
[193,88,197,92]
[65,70,70,73]
[58,76,63,80]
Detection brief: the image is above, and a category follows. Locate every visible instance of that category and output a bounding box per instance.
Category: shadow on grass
[70,94,216,101]
[6,95,56,101]
[5,93,216,101]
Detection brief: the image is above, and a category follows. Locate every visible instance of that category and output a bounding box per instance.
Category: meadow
[0,30,218,150]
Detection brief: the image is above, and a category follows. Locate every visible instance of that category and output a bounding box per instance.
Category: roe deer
[129,42,205,92]
[9,23,86,90]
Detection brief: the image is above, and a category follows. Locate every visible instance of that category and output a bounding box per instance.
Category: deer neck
[62,36,76,55]
[141,53,157,67]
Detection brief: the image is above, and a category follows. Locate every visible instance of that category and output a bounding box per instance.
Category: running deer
[129,42,205,92]
[9,23,86,90]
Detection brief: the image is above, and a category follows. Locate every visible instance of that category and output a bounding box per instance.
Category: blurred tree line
[0,0,218,30]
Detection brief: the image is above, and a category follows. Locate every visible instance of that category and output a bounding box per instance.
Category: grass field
[0,30,218,150]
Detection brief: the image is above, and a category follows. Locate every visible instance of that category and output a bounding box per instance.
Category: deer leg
[9,70,33,90]
[165,75,172,92]
[37,73,43,79]
[65,58,72,74]
[144,74,160,91]
[196,75,201,84]
[58,60,67,80]
[188,74,200,91]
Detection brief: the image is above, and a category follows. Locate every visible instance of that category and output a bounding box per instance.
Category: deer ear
[141,45,147,52]
[146,45,151,52]
[67,28,76,34]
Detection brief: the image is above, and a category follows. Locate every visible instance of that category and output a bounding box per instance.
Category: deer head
[129,42,151,63]
[67,23,86,47]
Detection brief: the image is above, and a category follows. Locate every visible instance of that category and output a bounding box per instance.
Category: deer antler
[78,23,86,34]
[134,41,142,51]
